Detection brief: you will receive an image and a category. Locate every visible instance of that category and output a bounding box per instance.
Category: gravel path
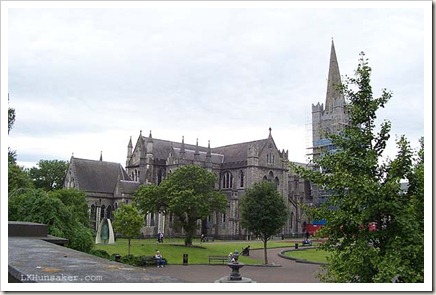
[149,247,322,283]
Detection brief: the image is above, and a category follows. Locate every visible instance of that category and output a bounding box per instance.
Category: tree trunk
[183,216,196,246]
[184,235,193,247]
[263,239,268,265]
[128,238,131,255]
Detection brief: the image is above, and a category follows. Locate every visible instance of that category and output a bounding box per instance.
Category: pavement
[147,246,322,283]
[8,234,321,290]
[8,237,185,284]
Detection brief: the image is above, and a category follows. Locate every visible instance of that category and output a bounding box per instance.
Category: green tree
[29,159,69,191]
[239,181,288,265]
[135,165,227,246]
[8,95,17,164]
[8,164,34,194]
[7,96,34,194]
[49,189,89,227]
[291,52,424,283]
[8,188,94,253]
[8,94,15,134]
[112,203,143,255]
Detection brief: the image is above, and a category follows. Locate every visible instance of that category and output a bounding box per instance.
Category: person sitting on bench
[155,250,166,267]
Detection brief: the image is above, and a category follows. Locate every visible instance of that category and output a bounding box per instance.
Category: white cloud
[5,2,428,170]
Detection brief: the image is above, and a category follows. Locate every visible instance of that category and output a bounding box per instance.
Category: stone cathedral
[64,40,348,239]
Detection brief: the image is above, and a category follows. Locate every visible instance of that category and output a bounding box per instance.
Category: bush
[90,249,111,259]
[67,224,94,253]
[120,254,141,266]
[139,255,159,266]
[8,188,94,253]
[119,254,159,267]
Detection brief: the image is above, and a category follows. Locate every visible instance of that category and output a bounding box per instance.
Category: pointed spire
[206,140,211,158]
[268,127,272,137]
[100,151,103,161]
[325,38,343,112]
[140,132,146,159]
[195,138,200,155]
[180,136,185,155]
[126,136,133,167]
[148,130,153,142]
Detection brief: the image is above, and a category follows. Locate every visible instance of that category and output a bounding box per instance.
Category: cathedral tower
[311,39,349,161]
[310,40,349,206]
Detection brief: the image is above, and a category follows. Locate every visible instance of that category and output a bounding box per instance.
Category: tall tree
[7,96,34,193]
[291,52,424,283]
[9,188,94,253]
[239,181,288,265]
[112,204,143,255]
[8,95,15,135]
[8,96,17,164]
[8,164,34,194]
[49,189,89,227]
[135,165,227,246]
[29,159,69,191]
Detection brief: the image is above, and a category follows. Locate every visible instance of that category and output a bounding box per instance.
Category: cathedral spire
[100,151,103,161]
[325,38,343,112]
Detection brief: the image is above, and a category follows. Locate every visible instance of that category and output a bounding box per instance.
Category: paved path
[148,247,322,283]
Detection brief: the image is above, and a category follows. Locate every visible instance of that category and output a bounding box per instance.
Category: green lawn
[94,238,301,265]
[283,248,329,264]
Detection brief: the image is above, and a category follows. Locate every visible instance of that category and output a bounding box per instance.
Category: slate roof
[141,137,223,164]
[213,139,269,164]
[140,136,271,166]
[71,157,130,194]
[118,180,141,195]
[143,138,208,160]
[172,147,224,164]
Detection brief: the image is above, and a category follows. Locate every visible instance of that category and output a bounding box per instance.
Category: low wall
[7,221,185,284]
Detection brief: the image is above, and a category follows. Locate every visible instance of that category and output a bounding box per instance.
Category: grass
[283,248,329,264]
[94,238,303,265]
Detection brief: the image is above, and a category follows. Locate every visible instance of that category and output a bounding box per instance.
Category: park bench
[208,256,228,264]
[203,236,214,242]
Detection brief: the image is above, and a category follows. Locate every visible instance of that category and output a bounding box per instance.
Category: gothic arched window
[150,212,155,226]
[222,171,233,189]
[240,170,244,188]
[90,204,96,221]
[274,177,280,189]
[100,205,106,220]
[157,169,164,185]
[107,205,112,220]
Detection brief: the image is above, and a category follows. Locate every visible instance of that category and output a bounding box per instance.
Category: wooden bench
[208,256,228,264]
[203,236,214,242]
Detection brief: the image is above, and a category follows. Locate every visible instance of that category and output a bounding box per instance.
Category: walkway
[150,247,322,283]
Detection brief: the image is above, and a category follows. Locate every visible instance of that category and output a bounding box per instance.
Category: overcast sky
[4,1,430,169]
